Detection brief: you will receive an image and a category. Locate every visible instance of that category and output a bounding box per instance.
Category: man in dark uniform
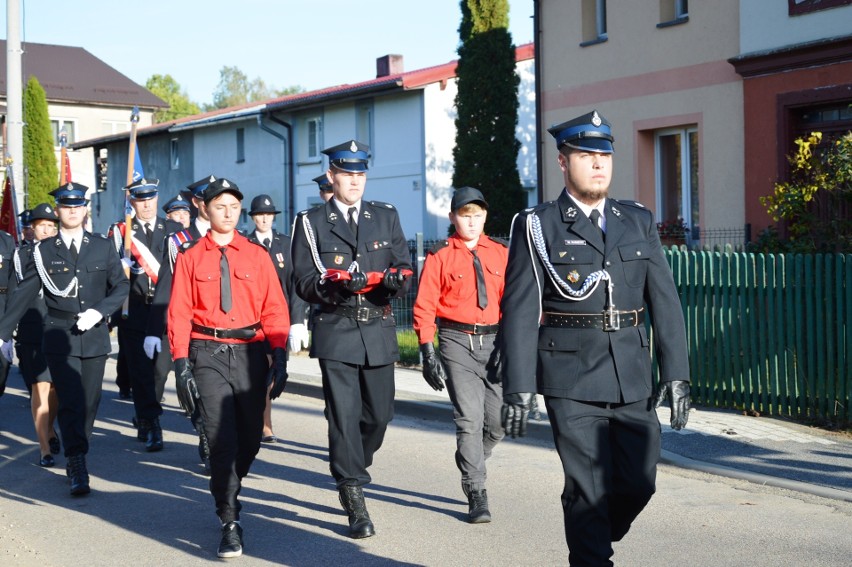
[0,183,129,496]
[499,110,691,566]
[163,193,191,228]
[0,217,16,397]
[291,139,412,539]
[168,177,290,558]
[145,175,215,473]
[109,178,183,451]
[313,173,334,203]
[246,194,310,443]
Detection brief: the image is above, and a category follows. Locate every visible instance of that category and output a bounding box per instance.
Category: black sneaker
[217,521,243,558]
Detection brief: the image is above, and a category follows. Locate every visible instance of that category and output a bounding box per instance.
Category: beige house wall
[538,0,744,231]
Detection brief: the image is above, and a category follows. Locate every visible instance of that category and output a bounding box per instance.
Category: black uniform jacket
[110,216,183,333]
[10,243,47,344]
[291,199,412,366]
[248,230,310,326]
[0,230,16,316]
[146,221,205,338]
[500,191,689,404]
[0,232,129,357]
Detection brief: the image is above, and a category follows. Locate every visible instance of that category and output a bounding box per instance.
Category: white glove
[0,339,12,363]
[143,336,162,359]
[75,309,103,332]
[287,323,310,353]
[121,257,134,270]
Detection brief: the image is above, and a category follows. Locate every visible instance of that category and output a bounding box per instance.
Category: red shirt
[413,234,508,344]
[168,231,290,359]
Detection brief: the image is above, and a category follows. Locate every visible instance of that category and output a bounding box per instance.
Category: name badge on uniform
[564,239,586,246]
[276,252,285,268]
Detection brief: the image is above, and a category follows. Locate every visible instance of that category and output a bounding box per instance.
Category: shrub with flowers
[656,217,690,240]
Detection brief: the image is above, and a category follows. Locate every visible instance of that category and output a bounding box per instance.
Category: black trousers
[153,336,173,403]
[545,397,660,567]
[319,359,395,488]
[44,354,107,457]
[190,339,268,523]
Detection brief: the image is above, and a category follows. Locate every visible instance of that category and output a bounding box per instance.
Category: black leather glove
[268,347,288,400]
[485,344,503,385]
[420,342,446,391]
[655,380,691,430]
[502,392,534,438]
[174,358,199,415]
[343,271,368,293]
[382,268,407,291]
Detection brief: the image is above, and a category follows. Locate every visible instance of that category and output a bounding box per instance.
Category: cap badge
[567,270,580,283]
[222,180,231,188]
[46,207,52,213]
[591,111,602,127]
[66,183,74,191]
[349,141,358,153]
[264,199,271,205]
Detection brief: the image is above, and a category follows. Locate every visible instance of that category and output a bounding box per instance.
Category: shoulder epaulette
[615,199,647,210]
[177,239,199,253]
[368,200,396,211]
[427,239,449,255]
[247,238,266,251]
[487,236,509,248]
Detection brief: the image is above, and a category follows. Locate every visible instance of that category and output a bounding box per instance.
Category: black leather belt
[321,304,392,322]
[437,318,499,335]
[47,308,77,320]
[130,294,155,305]
[191,321,261,339]
[541,308,645,331]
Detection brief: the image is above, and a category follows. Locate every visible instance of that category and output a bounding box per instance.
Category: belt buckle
[213,328,223,339]
[603,308,620,332]
[472,323,482,334]
[355,307,371,322]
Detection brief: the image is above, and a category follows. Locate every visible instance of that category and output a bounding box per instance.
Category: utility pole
[6,0,25,206]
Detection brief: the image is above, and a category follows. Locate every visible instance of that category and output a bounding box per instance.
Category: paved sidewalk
[287,354,852,502]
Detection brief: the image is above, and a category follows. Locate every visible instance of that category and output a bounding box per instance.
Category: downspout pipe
[257,113,295,234]
[533,0,544,204]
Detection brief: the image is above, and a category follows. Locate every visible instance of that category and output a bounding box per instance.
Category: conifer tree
[23,76,58,207]
[452,0,524,235]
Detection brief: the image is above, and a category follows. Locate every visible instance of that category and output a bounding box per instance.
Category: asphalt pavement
[0,352,850,566]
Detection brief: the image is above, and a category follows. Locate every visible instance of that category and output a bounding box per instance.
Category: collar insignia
[610,205,622,217]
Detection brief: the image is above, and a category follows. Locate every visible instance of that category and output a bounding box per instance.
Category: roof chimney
[376,54,404,78]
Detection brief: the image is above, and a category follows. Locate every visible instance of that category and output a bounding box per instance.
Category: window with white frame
[355,101,373,160]
[306,117,321,160]
[581,0,607,45]
[170,138,180,170]
[50,119,76,146]
[101,120,130,137]
[236,128,245,163]
[659,0,688,26]
[655,127,699,240]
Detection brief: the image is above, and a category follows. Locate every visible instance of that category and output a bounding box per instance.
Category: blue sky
[2,0,534,105]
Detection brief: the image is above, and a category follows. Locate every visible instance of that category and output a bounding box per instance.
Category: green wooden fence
[662,248,850,423]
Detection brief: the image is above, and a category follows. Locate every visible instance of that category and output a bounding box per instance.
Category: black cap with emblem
[313,174,333,193]
[450,186,488,211]
[29,202,59,222]
[162,193,190,214]
[249,194,281,215]
[203,178,244,203]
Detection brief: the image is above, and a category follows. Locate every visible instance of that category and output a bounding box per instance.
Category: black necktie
[263,238,271,250]
[471,249,488,309]
[219,247,232,313]
[70,239,78,261]
[144,223,153,248]
[589,209,605,245]
[348,207,358,238]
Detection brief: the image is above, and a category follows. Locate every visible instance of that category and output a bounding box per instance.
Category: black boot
[67,454,90,496]
[338,485,375,539]
[145,418,164,452]
[467,489,491,524]
[134,416,149,442]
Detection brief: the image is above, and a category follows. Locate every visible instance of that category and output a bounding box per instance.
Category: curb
[287,373,852,503]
